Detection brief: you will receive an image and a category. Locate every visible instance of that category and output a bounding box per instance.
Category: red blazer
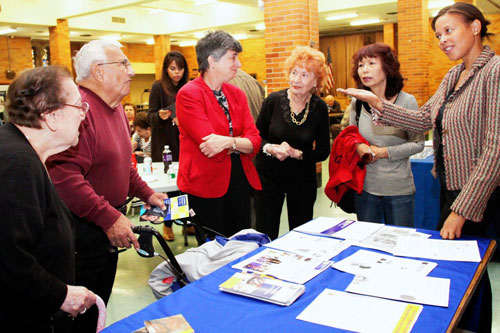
[324,126,369,203]
[176,77,262,198]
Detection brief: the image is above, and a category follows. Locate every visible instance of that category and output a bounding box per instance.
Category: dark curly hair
[6,66,72,129]
[133,111,150,129]
[351,43,404,99]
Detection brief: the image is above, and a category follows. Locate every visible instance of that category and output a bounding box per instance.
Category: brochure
[140,194,190,224]
[144,314,194,333]
[219,272,305,306]
[232,248,331,284]
[294,217,383,241]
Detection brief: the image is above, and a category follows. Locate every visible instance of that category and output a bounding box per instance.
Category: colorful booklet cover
[219,272,305,306]
[140,194,190,223]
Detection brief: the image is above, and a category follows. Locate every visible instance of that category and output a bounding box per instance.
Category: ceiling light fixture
[326,13,358,21]
[149,8,166,14]
[350,18,381,26]
[428,0,454,9]
[146,39,154,45]
[194,0,217,5]
[102,34,122,41]
[179,40,197,47]
[255,23,266,30]
[232,33,248,40]
[0,27,17,35]
[194,32,206,39]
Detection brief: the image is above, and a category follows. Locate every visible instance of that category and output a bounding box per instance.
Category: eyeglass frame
[63,101,90,117]
[96,59,131,69]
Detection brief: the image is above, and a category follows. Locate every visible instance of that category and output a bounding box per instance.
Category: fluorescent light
[146,39,154,45]
[326,13,358,21]
[194,0,217,5]
[350,18,381,26]
[149,8,166,14]
[102,34,121,41]
[428,0,454,9]
[431,10,440,17]
[255,23,266,30]
[194,31,206,39]
[0,28,17,35]
[179,40,197,47]
[232,33,248,40]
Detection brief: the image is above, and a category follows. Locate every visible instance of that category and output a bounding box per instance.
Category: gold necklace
[290,98,310,126]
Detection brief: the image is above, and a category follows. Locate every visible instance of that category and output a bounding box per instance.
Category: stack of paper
[357,225,431,253]
[219,272,305,306]
[264,231,350,261]
[294,217,383,241]
[297,289,422,332]
[232,248,331,284]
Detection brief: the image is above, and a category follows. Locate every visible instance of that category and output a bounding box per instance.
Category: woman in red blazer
[176,30,262,237]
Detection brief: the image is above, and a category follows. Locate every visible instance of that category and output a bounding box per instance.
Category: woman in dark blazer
[176,30,261,237]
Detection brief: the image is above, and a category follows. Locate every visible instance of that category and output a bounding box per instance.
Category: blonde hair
[284,46,327,93]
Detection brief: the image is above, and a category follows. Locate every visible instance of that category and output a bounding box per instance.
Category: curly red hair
[284,46,327,93]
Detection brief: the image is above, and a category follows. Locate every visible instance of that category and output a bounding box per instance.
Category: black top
[148,81,180,162]
[255,89,330,183]
[0,123,75,331]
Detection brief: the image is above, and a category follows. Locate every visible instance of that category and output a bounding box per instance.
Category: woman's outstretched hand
[337,88,383,111]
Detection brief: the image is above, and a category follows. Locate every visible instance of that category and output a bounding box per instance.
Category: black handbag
[336,188,356,214]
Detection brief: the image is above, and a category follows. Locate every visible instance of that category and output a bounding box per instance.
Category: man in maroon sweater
[47,39,167,332]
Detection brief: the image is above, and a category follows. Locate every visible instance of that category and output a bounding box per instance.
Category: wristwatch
[232,138,237,151]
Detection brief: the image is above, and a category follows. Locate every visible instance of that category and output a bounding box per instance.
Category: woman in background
[131,112,152,161]
[0,66,96,332]
[339,3,498,331]
[123,102,136,135]
[349,43,424,227]
[148,51,189,163]
[254,46,330,240]
[176,30,262,238]
[148,51,189,241]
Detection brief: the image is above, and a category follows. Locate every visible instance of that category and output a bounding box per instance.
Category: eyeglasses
[64,102,90,117]
[97,59,131,69]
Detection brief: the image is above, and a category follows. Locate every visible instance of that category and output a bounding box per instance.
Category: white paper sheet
[356,226,431,253]
[332,249,437,277]
[232,248,331,284]
[297,289,422,332]
[294,217,383,241]
[264,231,350,261]
[392,237,481,262]
[346,272,450,307]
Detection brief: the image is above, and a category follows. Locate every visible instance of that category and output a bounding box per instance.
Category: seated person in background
[132,112,152,162]
[123,102,137,135]
[325,94,341,114]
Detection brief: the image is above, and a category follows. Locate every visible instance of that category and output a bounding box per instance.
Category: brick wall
[239,38,266,84]
[0,37,33,84]
[126,43,154,63]
[264,0,319,93]
[49,19,72,74]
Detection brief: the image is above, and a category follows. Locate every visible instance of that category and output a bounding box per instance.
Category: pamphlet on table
[140,194,190,223]
[332,249,437,277]
[356,225,431,253]
[297,289,422,332]
[264,231,350,261]
[219,272,305,306]
[231,248,331,284]
[392,237,481,262]
[345,272,450,307]
[294,217,383,241]
[133,314,194,333]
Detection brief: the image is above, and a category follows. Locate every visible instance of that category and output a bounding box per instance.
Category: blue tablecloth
[411,156,440,230]
[104,229,491,333]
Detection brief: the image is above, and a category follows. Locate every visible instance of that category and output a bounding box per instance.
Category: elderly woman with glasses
[0,66,96,332]
[176,30,261,237]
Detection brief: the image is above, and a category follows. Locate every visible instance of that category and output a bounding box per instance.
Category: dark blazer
[176,76,262,198]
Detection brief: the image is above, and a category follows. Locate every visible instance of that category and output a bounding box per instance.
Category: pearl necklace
[289,97,310,126]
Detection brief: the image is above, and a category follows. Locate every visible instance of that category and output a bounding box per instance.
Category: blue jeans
[354,191,415,227]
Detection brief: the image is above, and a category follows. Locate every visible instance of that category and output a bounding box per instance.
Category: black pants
[437,187,500,333]
[188,155,251,238]
[71,215,119,333]
[255,174,317,240]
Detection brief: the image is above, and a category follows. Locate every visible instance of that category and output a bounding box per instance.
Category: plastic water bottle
[143,156,152,174]
[163,145,172,173]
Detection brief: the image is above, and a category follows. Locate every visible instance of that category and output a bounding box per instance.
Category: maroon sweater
[47,86,154,231]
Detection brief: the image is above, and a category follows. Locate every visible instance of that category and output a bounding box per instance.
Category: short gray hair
[73,39,123,82]
[195,30,242,74]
